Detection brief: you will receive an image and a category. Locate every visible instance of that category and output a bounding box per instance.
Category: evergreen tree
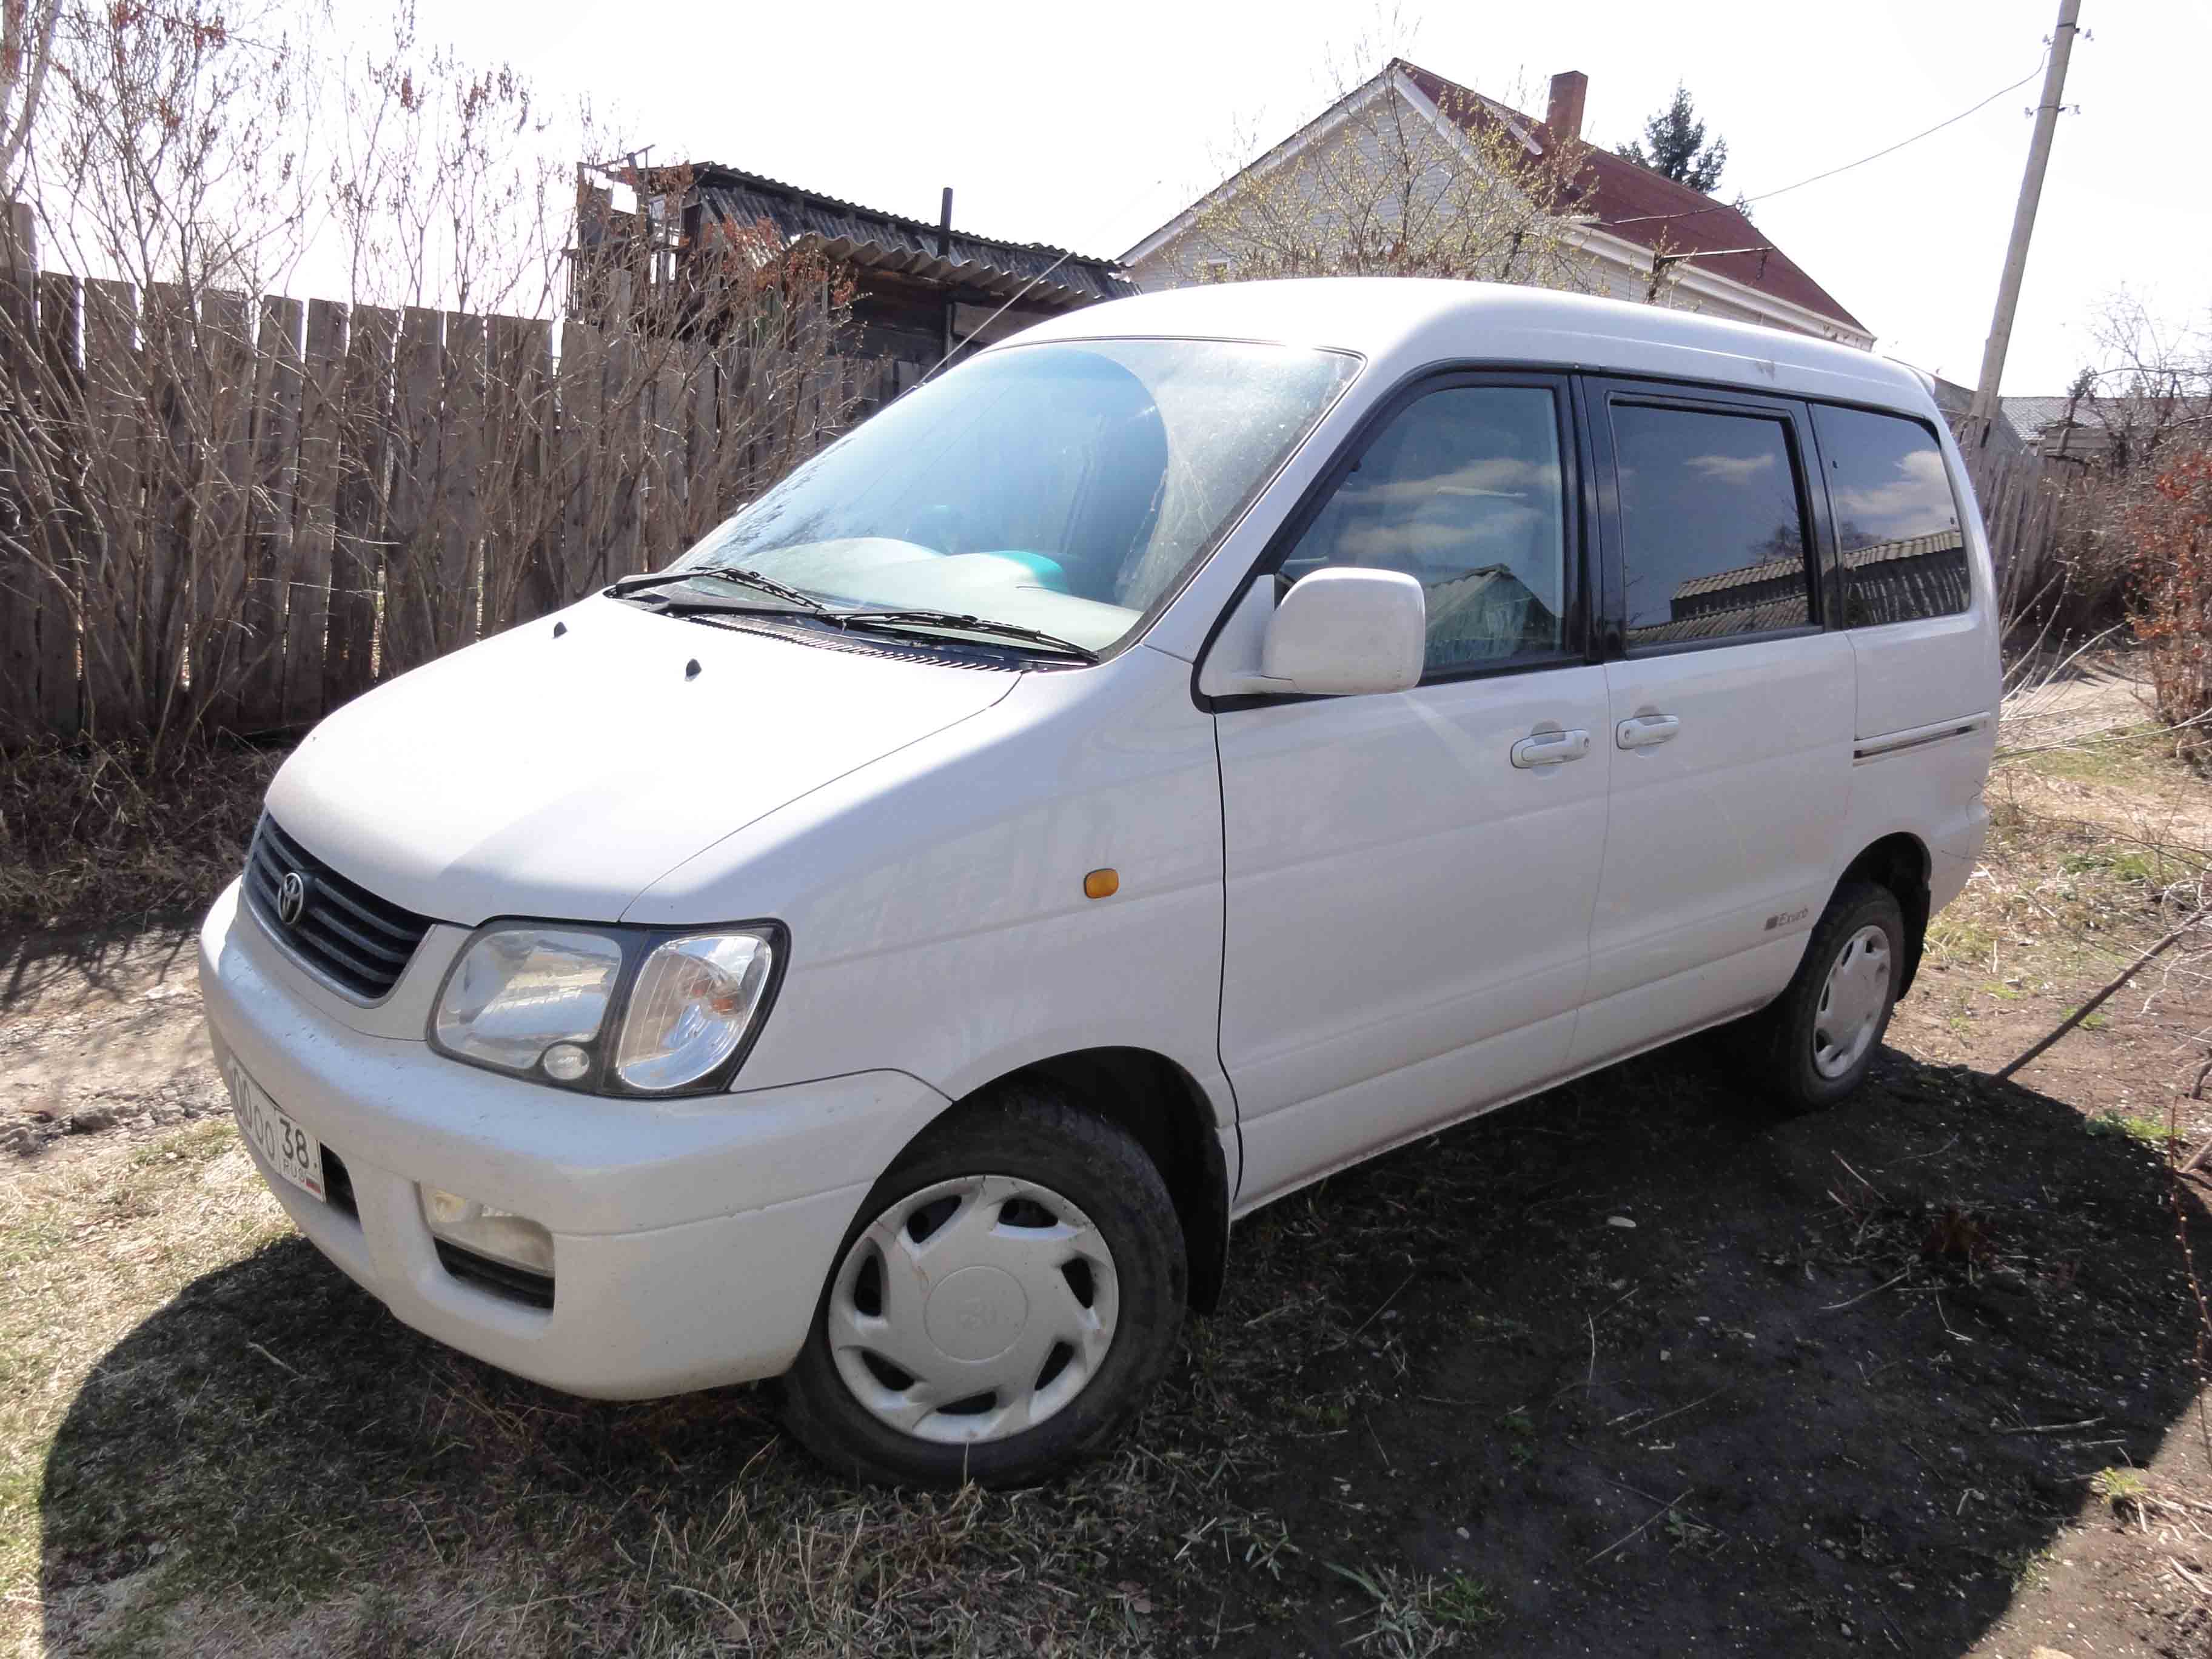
[1616,83,1729,194]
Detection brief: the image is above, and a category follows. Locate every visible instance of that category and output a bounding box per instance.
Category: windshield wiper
[610,566,828,611]
[645,597,1100,663]
[829,609,1102,663]
[618,572,1099,663]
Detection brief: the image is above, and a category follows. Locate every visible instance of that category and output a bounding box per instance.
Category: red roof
[1395,61,1866,336]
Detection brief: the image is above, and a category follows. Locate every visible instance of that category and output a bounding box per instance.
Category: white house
[1122,61,1872,352]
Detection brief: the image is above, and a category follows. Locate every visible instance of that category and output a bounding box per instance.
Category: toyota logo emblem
[276,870,310,928]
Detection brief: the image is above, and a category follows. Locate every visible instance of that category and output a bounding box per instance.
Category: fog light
[420,1186,554,1275]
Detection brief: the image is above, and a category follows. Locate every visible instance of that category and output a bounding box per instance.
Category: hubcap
[1812,923,1893,1079]
[826,1174,1119,1445]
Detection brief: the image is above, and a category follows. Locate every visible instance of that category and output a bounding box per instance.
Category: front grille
[243,814,434,1001]
[435,1240,556,1310]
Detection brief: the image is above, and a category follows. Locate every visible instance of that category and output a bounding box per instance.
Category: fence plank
[0,227,41,745]
[602,320,645,578]
[236,296,303,730]
[141,283,200,739]
[729,345,765,506]
[33,271,83,739]
[645,357,683,569]
[79,279,140,736]
[679,339,718,548]
[325,304,393,710]
[278,298,338,728]
[192,290,256,733]
[554,318,603,596]
[436,309,485,653]
[381,305,444,678]
[489,315,554,628]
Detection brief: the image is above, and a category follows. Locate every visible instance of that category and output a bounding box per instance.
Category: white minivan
[199,279,1997,1487]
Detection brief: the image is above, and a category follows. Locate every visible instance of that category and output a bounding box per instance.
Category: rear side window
[1611,403,1813,648]
[1812,406,1969,626]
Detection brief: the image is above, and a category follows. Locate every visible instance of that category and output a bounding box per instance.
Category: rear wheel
[1740,881,1904,1111]
[780,1087,1185,1489]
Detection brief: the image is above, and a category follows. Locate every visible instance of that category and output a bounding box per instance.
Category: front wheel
[1739,880,1904,1111]
[779,1088,1186,1489]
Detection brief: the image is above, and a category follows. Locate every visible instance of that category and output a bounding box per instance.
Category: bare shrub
[2129,444,2212,765]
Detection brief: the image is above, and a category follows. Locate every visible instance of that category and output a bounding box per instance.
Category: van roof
[1002,279,1934,418]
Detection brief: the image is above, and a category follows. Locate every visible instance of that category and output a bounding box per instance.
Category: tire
[779,1085,1187,1489]
[1739,880,1905,1111]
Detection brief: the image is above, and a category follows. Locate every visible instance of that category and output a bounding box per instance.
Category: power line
[1597,53,2053,233]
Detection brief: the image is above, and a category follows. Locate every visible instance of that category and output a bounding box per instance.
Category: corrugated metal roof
[1632,595,1810,644]
[1844,531,1965,568]
[1672,552,1805,598]
[681,164,1134,308]
[2000,395,2103,441]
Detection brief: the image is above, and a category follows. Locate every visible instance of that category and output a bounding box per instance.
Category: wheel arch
[1835,831,1933,994]
[939,1047,1233,1314]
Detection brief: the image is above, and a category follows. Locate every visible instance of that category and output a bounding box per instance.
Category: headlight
[432,927,624,1076]
[429,922,781,1095]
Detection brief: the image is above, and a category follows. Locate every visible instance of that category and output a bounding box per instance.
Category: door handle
[1616,714,1681,749]
[1510,728,1591,768]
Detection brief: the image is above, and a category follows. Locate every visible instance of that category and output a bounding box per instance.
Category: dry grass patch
[1926,723,2210,991]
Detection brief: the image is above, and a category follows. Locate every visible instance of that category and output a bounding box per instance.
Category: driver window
[1282,385,1569,672]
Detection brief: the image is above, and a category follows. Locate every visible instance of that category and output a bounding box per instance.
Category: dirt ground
[2,660,2210,1657]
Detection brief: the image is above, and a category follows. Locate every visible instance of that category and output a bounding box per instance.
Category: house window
[1197,258,1232,284]
[1811,405,1969,627]
[1612,403,1813,648]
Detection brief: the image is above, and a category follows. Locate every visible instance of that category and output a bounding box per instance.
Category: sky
[415,0,2209,397]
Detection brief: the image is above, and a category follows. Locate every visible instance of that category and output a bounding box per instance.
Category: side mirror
[1257,567,1426,696]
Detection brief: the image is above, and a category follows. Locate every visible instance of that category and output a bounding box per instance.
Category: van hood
[264,597,1019,925]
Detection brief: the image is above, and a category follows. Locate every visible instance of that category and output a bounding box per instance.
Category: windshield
[656,338,1359,655]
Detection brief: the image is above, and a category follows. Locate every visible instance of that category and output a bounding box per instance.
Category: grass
[2086,1111,2183,1147]
[1324,1562,1498,1658]
[2092,1466,2151,1514]
[1921,720,2210,998]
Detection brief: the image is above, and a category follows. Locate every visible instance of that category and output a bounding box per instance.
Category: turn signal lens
[612,932,776,1093]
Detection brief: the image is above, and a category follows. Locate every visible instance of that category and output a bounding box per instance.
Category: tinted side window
[1812,405,1969,626]
[1283,386,1569,672]
[1612,403,1812,648]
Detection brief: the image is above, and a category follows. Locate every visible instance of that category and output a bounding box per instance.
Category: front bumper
[198,880,950,1399]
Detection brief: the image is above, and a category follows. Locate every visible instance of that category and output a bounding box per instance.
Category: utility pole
[1966,0,2082,450]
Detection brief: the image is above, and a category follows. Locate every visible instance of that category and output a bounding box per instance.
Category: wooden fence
[1960,444,2062,610]
[0,266,925,748]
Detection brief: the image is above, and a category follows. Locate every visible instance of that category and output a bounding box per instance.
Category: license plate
[226,1058,326,1201]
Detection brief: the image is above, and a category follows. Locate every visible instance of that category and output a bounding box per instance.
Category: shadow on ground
[38,1037,2212,1655]
[1,918,199,1011]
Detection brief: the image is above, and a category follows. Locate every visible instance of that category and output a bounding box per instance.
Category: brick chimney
[1545,70,1588,141]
